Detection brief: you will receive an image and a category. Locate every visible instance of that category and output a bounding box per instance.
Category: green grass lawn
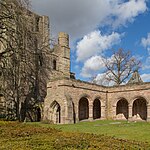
[33,120,150,143]
[0,120,150,149]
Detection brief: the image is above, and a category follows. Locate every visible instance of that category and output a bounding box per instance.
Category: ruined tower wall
[50,32,71,80]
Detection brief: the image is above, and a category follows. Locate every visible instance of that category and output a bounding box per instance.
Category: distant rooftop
[127,70,143,84]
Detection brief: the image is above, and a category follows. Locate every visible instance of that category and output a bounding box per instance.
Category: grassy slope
[0,121,150,150]
[35,120,150,143]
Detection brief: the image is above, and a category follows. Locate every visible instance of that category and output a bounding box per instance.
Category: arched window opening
[93,99,101,119]
[50,101,61,123]
[116,99,128,120]
[132,98,147,120]
[79,97,89,121]
[53,60,56,70]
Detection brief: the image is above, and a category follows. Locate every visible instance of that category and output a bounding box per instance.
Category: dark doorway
[93,99,101,119]
[79,97,89,121]
[50,101,61,123]
[116,99,128,119]
[56,105,61,123]
[132,98,147,120]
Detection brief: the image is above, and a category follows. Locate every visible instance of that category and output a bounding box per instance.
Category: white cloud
[31,0,147,40]
[142,56,150,70]
[141,33,150,70]
[111,0,147,28]
[81,55,104,78]
[141,33,150,52]
[141,73,150,82]
[76,30,123,61]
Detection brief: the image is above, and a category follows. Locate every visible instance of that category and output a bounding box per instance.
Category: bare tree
[100,48,141,86]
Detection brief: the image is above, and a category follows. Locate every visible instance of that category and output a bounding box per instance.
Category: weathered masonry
[0,7,149,123]
[44,32,150,124]
[0,7,50,120]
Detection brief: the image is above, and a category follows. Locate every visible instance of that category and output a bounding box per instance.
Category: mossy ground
[43,120,150,143]
[0,120,150,150]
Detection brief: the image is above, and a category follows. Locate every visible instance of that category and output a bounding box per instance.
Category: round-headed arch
[116,98,128,119]
[93,98,101,119]
[132,96,147,120]
[78,96,89,121]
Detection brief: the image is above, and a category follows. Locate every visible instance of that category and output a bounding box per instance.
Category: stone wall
[0,8,50,120]
[0,95,6,117]
[107,83,150,120]
[44,77,150,124]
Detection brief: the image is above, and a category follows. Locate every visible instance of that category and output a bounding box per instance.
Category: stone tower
[51,32,71,79]
[58,32,70,78]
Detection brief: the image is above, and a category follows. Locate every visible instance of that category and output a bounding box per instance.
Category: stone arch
[130,96,148,106]
[50,101,61,123]
[79,97,89,121]
[113,97,129,107]
[116,98,128,120]
[65,94,76,124]
[79,94,91,100]
[93,98,101,119]
[132,97,147,120]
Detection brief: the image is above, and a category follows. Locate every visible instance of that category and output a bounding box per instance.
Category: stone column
[128,105,132,121]
[61,105,66,124]
[88,101,93,121]
[112,105,116,119]
[76,103,79,123]
[147,105,150,121]
[101,105,106,119]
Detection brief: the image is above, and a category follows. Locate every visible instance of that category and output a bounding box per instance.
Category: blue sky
[31,0,150,83]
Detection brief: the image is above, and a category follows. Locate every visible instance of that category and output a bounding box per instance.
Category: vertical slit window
[53,60,56,70]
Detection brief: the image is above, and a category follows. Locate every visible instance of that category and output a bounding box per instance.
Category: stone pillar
[53,107,57,124]
[112,105,116,119]
[128,105,132,120]
[101,105,106,119]
[76,103,79,123]
[88,101,93,121]
[147,105,150,121]
[61,104,66,124]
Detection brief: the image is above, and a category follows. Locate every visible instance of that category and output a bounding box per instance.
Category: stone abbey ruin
[0,9,150,124]
[45,32,150,124]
